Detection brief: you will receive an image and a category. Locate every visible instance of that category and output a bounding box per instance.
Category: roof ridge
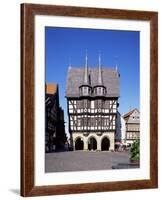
[123,108,139,118]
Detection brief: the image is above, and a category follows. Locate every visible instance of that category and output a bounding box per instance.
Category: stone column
[73,141,75,151]
[97,136,101,151]
[109,133,115,151]
[72,135,75,151]
[84,137,88,151]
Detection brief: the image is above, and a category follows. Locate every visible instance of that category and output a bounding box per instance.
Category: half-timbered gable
[123,108,140,145]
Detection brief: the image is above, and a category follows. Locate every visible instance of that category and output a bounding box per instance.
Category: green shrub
[130,139,140,161]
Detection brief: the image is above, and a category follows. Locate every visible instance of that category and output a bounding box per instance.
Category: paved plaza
[45,151,139,173]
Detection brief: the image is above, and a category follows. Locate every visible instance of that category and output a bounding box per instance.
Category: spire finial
[68,58,72,69]
[98,53,103,85]
[99,54,101,68]
[83,50,88,84]
[115,64,118,71]
[85,49,88,67]
[115,56,119,71]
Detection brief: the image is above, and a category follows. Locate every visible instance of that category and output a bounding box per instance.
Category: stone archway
[75,137,84,150]
[101,137,110,151]
[88,137,97,151]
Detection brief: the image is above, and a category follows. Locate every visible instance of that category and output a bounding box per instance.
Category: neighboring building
[123,108,140,145]
[66,55,120,151]
[115,111,122,142]
[45,83,66,152]
[56,107,67,150]
[120,116,126,144]
[115,111,127,144]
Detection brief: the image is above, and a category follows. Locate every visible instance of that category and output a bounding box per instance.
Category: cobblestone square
[45,151,138,173]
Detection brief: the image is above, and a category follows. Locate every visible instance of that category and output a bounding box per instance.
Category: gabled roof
[66,67,120,98]
[46,83,57,95]
[122,108,140,124]
[123,108,139,118]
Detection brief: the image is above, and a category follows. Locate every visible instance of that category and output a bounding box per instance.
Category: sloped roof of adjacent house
[46,83,57,95]
[66,67,120,98]
[123,108,139,118]
[45,83,58,106]
[123,108,140,123]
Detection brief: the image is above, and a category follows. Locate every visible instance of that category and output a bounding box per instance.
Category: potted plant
[130,139,140,164]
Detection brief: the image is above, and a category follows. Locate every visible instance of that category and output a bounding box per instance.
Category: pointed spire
[115,56,119,71]
[68,58,72,69]
[98,54,103,85]
[115,63,120,77]
[68,64,72,70]
[83,50,89,84]
[115,64,118,71]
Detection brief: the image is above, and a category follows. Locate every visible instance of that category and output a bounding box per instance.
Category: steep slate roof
[66,67,120,98]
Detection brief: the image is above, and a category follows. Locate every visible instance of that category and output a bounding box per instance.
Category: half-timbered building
[123,108,140,146]
[66,56,120,151]
[45,83,66,152]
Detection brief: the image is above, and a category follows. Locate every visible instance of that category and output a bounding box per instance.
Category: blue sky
[45,27,139,133]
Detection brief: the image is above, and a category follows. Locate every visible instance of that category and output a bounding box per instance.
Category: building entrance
[88,137,97,151]
[75,138,84,150]
[101,137,110,151]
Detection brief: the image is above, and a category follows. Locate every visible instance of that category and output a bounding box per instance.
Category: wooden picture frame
[21,3,158,197]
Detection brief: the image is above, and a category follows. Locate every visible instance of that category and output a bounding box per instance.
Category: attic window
[99,87,101,94]
[83,87,87,93]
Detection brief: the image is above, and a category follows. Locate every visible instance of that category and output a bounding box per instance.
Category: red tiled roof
[46,83,57,95]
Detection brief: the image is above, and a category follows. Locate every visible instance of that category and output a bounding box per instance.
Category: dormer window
[99,87,101,94]
[83,87,87,94]
[83,87,88,95]
[79,85,92,96]
[93,85,106,96]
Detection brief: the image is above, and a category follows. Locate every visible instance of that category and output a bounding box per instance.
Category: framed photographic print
[21,3,158,197]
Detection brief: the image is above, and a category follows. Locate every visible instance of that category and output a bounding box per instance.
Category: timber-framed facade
[123,108,140,145]
[66,55,120,151]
